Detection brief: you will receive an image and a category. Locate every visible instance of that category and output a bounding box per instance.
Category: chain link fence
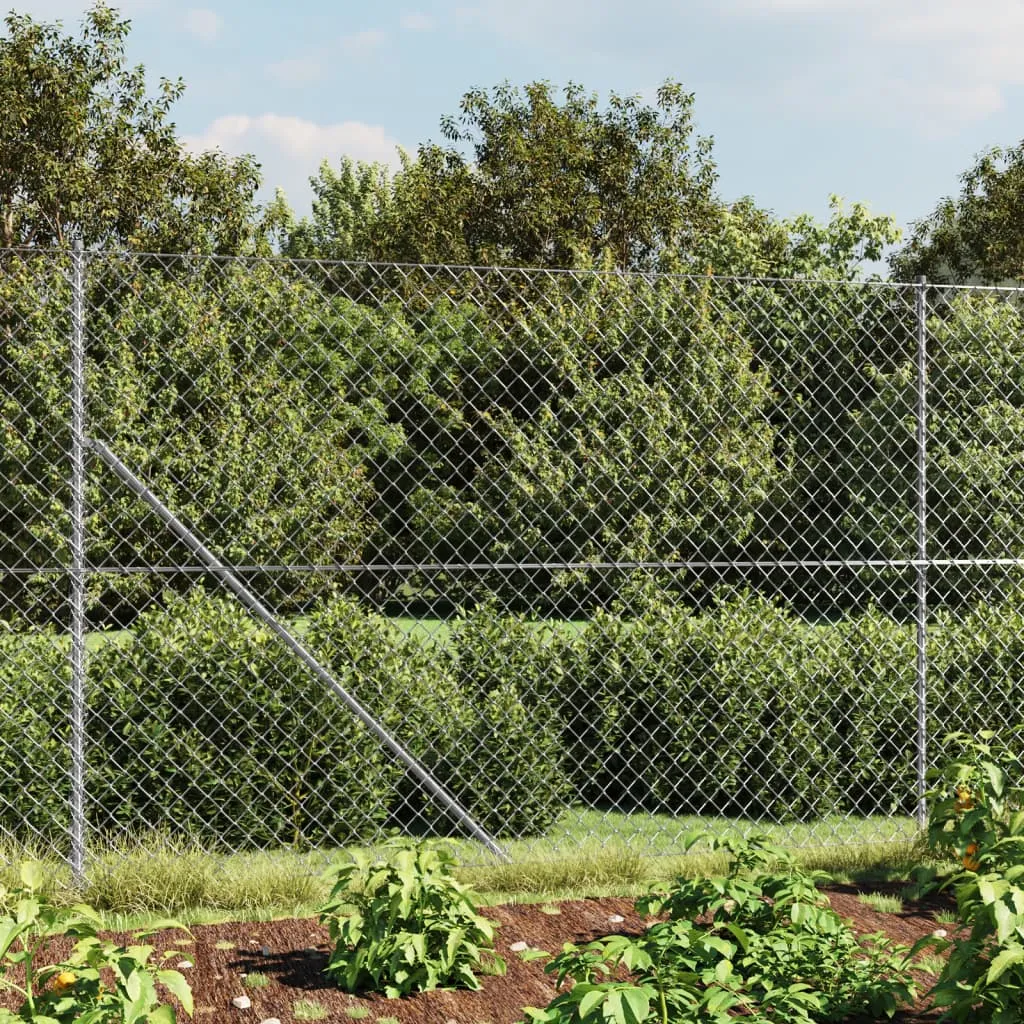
[2,246,1023,880]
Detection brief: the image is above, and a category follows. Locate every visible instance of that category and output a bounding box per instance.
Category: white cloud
[182,6,222,43]
[399,11,434,31]
[182,113,404,215]
[720,0,1024,134]
[339,28,387,58]
[266,56,325,87]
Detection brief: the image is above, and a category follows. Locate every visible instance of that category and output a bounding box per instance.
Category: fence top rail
[0,244,936,290]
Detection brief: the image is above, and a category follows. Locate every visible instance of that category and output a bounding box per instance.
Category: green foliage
[523,835,917,1024]
[843,294,1024,599]
[922,730,1024,1023]
[931,596,1024,743]
[436,606,573,835]
[560,590,859,818]
[0,4,259,252]
[825,608,918,815]
[89,588,404,847]
[925,730,1024,875]
[17,582,1024,850]
[0,253,73,606]
[702,195,900,280]
[0,626,71,841]
[892,141,1024,284]
[279,159,400,263]
[318,839,504,998]
[308,597,573,837]
[0,862,192,1024]
[409,277,778,609]
[3,258,401,620]
[284,80,721,272]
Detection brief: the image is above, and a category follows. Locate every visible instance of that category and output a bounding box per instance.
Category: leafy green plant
[0,862,192,1024]
[318,839,505,998]
[923,730,1024,1022]
[91,588,405,848]
[242,973,269,989]
[521,834,919,1024]
[926,729,1024,873]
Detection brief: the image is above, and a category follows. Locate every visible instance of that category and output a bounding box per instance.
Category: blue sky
[11,0,1024,249]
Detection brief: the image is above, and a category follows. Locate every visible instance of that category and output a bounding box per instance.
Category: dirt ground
[7,883,958,1023]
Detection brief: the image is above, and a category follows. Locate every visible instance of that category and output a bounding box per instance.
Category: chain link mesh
[2,248,1022,879]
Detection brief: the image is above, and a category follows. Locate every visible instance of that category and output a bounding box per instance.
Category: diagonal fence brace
[87,436,510,862]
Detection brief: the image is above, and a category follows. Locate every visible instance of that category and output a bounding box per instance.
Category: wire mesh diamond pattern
[2,248,1024,879]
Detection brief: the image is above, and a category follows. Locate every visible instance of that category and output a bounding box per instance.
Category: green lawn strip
[0,809,921,930]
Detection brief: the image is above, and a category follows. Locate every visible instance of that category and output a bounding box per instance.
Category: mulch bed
[2,884,962,1023]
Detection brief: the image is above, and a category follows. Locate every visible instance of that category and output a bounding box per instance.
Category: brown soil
[6,885,960,1024]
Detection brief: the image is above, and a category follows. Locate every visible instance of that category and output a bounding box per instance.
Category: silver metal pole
[915,276,928,829]
[69,239,87,885]
[86,437,510,862]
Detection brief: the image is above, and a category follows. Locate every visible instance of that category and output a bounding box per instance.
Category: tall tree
[891,142,1024,284]
[282,80,723,271]
[0,3,260,252]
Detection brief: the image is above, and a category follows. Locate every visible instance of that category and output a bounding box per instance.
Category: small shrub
[559,590,848,819]
[319,839,504,998]
[419,606,573,837]
[291,999,327,1020]
[90,588,405,847]
[0,629,72,842]
[923,729,1024,1023]
[0,861,192,1024]
[522,834,920,1024]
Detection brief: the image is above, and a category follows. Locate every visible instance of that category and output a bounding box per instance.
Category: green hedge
[305,597,571,837]
[8,587,1024,848]
[0,627,71,842]
[555,590,922,820]
[88,589,404,847]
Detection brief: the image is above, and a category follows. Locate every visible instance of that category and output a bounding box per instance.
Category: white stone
[509,940,528,952]
[231,996,252,1011]
[932,928,948,938]
[176,961,193,970]
[608,914,625,924]
[259,1018,281,1024]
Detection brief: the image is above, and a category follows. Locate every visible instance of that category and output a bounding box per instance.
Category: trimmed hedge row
[1,588,1022,847]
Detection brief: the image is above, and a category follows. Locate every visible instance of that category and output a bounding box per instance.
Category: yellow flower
[962,842,981,871]
[954,785,975,812]
[52,971,77,993]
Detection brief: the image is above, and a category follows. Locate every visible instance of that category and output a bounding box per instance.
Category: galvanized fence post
[915,275,929,829]
[69,238,87,885]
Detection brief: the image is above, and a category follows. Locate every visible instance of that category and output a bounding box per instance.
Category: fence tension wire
[87,435,511,863]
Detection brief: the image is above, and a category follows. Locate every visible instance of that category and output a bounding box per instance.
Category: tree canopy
[0,2,260,252]
[891,142,1024,284]
[280,80,897,281]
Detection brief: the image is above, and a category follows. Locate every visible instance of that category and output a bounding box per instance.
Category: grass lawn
[0,806,922,928]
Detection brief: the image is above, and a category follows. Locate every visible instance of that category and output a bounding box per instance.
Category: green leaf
[577,988,605,1018]
[606,986,650,1024]
[157,969,194,1016]
[987,945,1024,984]
[986,762,1007,798]
[19,862,43,890]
